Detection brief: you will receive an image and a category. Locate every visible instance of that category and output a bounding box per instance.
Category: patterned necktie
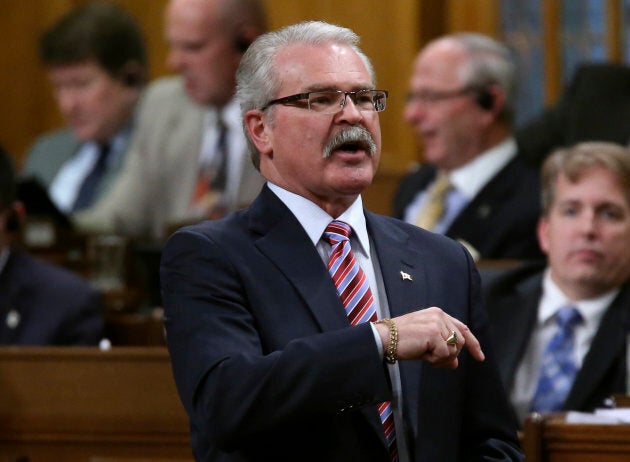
[323,221,398,461]
[72,143,110,212]
[530,305,583,412]
[191,115,228,209]
[415,173,451,231]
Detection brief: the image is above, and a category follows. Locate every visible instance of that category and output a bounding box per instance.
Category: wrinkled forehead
[273,42,374,93]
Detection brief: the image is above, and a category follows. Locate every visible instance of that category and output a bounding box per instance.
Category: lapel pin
[400,271,413,281]
[6,309,20,329]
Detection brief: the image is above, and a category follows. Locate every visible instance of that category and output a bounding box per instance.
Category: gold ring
[446,330,458,346]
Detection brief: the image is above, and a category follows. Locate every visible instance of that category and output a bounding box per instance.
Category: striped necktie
[323,220,398,461]
[530,305,583,412]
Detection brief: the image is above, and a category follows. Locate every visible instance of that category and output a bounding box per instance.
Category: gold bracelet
[375,318,398,364]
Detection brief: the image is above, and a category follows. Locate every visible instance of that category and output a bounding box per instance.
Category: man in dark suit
[393,33,542,261]
[484,141,630,426]
[0,147,103,345]
[161,21,523,461]
[516,63,630,167]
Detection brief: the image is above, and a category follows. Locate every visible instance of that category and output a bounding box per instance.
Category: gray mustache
[323,126,377,159]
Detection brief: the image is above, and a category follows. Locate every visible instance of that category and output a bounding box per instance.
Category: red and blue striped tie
[323,220,398,461]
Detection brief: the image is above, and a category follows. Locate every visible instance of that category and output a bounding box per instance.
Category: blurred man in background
[74,0,267,240]
[1,146,103,345]
[484,142,630,425]
[394,33,542,261]
[22,1,147,215]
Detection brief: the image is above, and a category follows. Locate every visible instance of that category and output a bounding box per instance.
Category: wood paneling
[0,346,192,461]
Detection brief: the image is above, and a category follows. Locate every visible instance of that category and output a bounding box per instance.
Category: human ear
[244,109,273,157]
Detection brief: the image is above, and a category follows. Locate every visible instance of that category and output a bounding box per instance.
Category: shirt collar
[449,137,517,199]
[267,182,370,257]
[539,269,619,327]
[204,98,241,132]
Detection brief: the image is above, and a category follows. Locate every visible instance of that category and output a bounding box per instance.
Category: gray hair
[235,21,375,169]
[440,33,517,125]
[541,141,630,215]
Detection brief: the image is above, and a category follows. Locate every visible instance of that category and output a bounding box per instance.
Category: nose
[56,88,80,116]
[578,209,598,237]
[335,93,364,124]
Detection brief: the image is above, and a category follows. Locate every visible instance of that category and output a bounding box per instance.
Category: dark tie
[530,305,583,412]
[72,143,110,212]
[322,221,398,461]
[211,116,228,191]
[190,116,228,208]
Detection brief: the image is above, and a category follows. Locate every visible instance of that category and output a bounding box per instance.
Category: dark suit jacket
[393,156,543,260]
[483,261,629,423]
[161,185,523,462]
[0,249,104,345]
[516,63,630,166]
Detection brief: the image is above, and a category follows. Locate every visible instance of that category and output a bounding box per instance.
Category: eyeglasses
[405,87,475,104]
[261,89,388,114]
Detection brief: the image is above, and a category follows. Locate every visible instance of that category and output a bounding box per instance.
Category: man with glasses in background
[161,21,523,462]
[393,33,542,261]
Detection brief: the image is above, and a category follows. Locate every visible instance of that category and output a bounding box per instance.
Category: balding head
[165,0,267,107]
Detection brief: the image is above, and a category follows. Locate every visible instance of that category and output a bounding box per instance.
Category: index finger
[454,321,485,362]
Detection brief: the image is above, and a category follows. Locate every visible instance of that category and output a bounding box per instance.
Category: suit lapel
[249,187,350,332]
[366,213,433,445]
[566,285,630,409]
[448,158,518,238]
[492,275,542,389]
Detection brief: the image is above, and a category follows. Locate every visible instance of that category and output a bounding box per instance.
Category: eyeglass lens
[309,91,386,113]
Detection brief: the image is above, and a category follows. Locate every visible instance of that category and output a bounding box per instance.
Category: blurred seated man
[517,62,630,167]
[484,142,630,426]
[393,33,542,261]
[74,0,267,240]
[22,1,147,215]
[0,146,104,345]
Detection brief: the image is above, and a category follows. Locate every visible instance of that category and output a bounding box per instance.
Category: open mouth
[324,126,376,158]
[336,141,366,153]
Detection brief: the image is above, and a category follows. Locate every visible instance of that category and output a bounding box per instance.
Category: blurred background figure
[0,145,104,345]
[21,0,147,216]
[484,142,630,426]
[517,63,630,167]
[394,33,542,261]
[74,0,267,240]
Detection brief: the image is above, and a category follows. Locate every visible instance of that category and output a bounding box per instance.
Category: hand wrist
[375,318,398,364]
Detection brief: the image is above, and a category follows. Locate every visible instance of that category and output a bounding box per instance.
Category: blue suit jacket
[0,249,104,345]
[161,185,523,461]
